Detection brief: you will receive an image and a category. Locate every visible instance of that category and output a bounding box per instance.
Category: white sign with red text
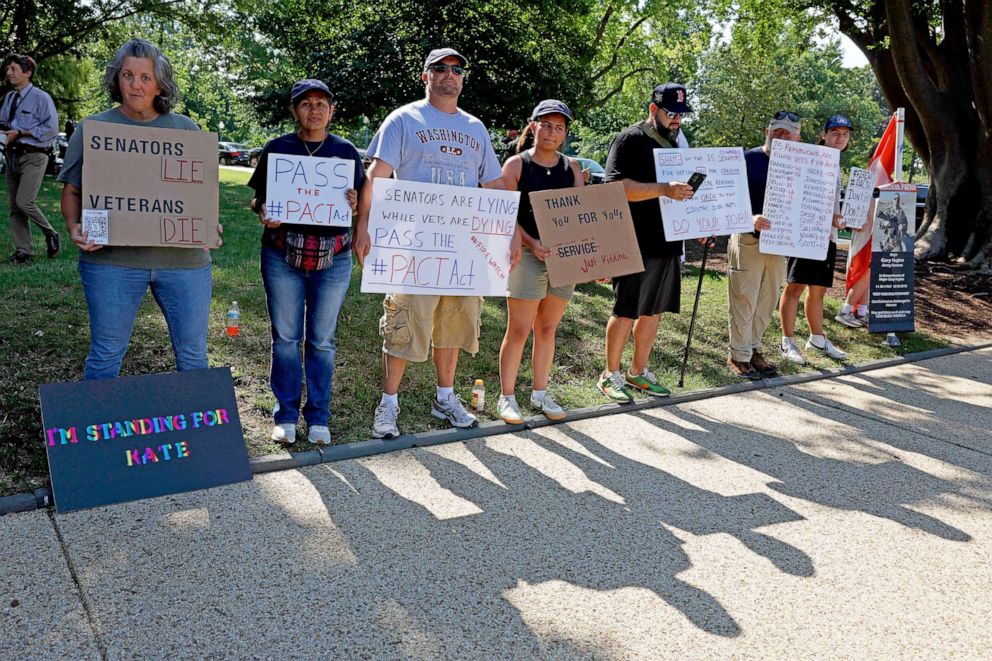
[654,147,753,240]
[265,154,354,227]
[361,179,520,296]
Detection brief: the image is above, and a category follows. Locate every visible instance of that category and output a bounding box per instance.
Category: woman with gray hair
[57,38,222,380]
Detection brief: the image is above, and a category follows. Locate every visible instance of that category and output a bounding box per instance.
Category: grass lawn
[0,168,948,496]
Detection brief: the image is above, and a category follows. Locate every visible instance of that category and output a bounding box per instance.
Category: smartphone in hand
[687,172,707,196]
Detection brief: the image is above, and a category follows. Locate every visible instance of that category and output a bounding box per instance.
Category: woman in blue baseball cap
[496,99,584,424]
[778,114,853,366]
[247,79,363,446]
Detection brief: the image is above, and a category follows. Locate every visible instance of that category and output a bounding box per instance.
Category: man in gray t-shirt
[355,47,516,440]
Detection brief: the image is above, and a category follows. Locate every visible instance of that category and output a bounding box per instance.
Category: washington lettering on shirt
[367,99,502,188]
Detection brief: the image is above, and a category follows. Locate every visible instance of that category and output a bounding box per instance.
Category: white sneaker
[431,393,478,429]
[307,425,331,446]
[497,395,524,424]
[372,401,400,439]
[834,311,862,328]
[271,423,296,445]
[780,338,806,365]
[531,392,566,420]
[806,337,848,360]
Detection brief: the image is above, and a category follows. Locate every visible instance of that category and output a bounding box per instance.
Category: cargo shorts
[379,293,483,362]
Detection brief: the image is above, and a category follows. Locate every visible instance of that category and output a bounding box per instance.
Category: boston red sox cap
[651,82,693,113]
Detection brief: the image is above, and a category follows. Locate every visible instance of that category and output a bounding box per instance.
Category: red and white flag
[845,111,900,292]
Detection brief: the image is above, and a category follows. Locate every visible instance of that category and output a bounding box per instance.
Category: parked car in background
[56,132,69,159]
[573,156,606,184]
[218,142,251,166]
[915,183,929,227]
[244,147,262,168]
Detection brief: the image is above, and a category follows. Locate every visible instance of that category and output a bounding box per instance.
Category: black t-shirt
[515,151,577,241]
[605,123,683,258]
[247,132,366,245]
[743,146,769,237]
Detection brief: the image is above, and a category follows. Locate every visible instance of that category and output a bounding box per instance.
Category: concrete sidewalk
[3,348,992,660]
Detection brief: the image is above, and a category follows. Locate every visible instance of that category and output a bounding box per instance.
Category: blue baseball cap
[823,114,853,131]
[651,82,693,113]
[424,48,468,70]
[291,79,333,104]
[530,99,573,122]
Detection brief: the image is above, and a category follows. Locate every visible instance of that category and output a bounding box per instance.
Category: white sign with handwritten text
[654,147,753,241]
[759,139,840,260]
[841,166,873,230]
[361,179,520,296]
[265,154,354,227]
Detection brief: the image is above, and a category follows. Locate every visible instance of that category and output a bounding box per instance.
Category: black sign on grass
[39,367,252,513]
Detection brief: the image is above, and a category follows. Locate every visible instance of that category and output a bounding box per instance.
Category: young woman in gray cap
[496,100,584,424]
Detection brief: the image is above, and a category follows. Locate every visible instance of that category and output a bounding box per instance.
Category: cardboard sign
[82,121,219,248]
[759,139,840,260]
[360,179,520,296]
[40,368,251,513]
[653,147,753,240]
[868,183,916,333]
[530,182,643,287]
[264,154,354,227]
[842,167,874,230]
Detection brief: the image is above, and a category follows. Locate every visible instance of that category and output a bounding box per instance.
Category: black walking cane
[678,240,711,388]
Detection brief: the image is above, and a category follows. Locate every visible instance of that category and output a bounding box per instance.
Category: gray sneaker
[372,401,400,439]
[531,392,566,421]
[431,393,478,429]
[834,310,862,328]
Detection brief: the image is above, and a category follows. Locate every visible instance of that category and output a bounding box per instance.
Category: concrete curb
[3,341,989,516]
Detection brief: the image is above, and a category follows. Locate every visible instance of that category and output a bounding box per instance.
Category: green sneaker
[625,368,670,397]
[597,371,634,404]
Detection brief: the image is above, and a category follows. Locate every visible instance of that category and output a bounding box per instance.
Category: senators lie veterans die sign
[530,182,643,287]
[361,179,520,296]
[82,121,220,247]
[40,368,252,513]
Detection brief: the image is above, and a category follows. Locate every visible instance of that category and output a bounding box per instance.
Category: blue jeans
[261,245,352,427]
[79,261,212,380]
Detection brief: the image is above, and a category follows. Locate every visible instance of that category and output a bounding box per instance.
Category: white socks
[857,304,868,316]
[532,389,546,402]
[436,386,454,401]
[840,304,853,315]
[380,392,398,407]
[809,334,826,349]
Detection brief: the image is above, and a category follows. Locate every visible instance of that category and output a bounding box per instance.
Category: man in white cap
[726,111,801,380]
[354,48,514,439]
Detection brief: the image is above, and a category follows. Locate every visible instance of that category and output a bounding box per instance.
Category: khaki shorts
[506,248,575,301]
[379,293,482,362]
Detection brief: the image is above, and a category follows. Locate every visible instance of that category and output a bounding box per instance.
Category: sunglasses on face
[659,108,685,119]
[427,63,466,77]
[774,111,800,121]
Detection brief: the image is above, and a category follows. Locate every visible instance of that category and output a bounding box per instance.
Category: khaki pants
[727,233,787,362]
[5,152,55,254]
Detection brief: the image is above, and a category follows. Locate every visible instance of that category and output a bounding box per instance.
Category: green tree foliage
[692,21,885,171]
[238,0,595,133]
[804,0,992,266]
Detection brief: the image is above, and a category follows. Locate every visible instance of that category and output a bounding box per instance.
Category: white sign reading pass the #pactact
[654,147,753,240]
[265,154,354,227]
[361,179,520,296]
[760,139,840,260]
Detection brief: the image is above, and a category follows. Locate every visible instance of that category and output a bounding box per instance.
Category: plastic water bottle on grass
[226,301,241,337]
[471,379,486,412]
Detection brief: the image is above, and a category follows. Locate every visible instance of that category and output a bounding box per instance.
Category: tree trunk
[834,0,992,268]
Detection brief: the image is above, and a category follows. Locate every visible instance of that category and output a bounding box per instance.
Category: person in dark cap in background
[596,82,695,404]
[726,111,800,380]
[247,78,363,447]
[354,47,515,440]
[2,53,60,264]
[778,114,852,365]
